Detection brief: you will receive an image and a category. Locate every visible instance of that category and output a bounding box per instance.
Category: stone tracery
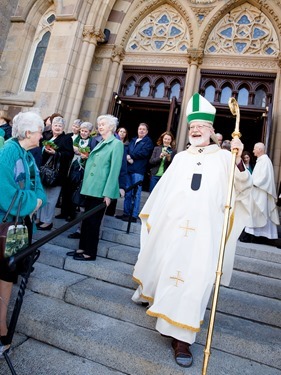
[126,4,190,53]
[205,2,279,55]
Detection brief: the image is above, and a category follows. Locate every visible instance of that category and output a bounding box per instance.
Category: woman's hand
[46,147,56,155]
[119,189,125,198]
[30,198,42,217]
[104,197,111,206]
[73,146,79,154]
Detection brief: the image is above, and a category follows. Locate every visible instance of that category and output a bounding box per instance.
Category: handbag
[0,191,29,260]
[40,154,60,187]
[72,180,86,207]
[69,160,84,185]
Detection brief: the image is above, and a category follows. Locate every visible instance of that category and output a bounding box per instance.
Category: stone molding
[82,26,104,44]
[111,45,125,63]
[201,55,278,71]
[187,49,204,65]
[123,53,188,66]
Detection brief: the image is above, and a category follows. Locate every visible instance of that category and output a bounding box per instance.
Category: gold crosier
[202,98,241,375]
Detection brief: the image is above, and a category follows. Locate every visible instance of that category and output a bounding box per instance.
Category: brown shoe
[171,339,193,367]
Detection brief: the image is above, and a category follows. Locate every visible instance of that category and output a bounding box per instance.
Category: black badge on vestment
[191,173,202,191]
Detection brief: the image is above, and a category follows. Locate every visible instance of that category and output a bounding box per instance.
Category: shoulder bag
[0,191,29,260]
[40,154,60,187]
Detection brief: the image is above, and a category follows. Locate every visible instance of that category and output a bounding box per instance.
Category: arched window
[254,88,267,107]
[238,87,249,105]
[169,81,180,99]
[205,84,215,102]
[25,31,51,92]
[139,79,150,97]
[154,80,165,98]
[220,86,232,104]
[125,78,136,96]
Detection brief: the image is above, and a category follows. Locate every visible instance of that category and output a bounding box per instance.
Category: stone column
[65,26,105,125]
[177,49,203,151]
[100,45,125,114]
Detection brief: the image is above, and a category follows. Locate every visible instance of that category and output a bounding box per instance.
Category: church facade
[0,0,280,183]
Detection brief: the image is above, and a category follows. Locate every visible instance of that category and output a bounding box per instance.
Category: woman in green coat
[73,114,124,261]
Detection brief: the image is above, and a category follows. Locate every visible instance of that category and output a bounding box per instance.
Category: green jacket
[0,138,46,221]
[81,134,124,199]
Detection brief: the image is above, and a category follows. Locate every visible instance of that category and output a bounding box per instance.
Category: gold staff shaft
[202,98,241,375]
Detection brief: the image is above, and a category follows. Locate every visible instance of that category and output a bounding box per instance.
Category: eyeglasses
[188,124,211,131]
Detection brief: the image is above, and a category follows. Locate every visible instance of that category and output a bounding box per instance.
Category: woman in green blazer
[73,114,124,261]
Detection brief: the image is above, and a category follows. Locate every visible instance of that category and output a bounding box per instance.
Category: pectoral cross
[180,220,195,237]
[170,271,185,287]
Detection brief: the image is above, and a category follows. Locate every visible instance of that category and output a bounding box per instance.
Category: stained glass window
[254,89,267,107]
[205,4,279,56]
[169,81,180,99]
[220,86,232,104]
[140,80,150,97]
[125,78,136,96]
[154,81,165,98]
[237,87,249,105]
[205,85,215,102]
[25,32,51,92]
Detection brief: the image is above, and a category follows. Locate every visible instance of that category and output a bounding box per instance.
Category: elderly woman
[56,121,93,221]
[69,119,83,143]
[149,131,176,192]
[72,114,123,261]
[0,112,46,354]
[37,116,74,230]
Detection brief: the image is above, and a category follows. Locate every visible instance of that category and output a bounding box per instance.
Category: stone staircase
[0,210,281,375]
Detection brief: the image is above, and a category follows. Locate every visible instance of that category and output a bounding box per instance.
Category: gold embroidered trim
[139,213,149,218]
[146,310,201,332]
[132,276,154,302]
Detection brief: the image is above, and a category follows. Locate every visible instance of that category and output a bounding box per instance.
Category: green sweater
[0,138,46,221]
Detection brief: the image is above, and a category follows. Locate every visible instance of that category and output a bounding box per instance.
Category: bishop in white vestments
[132,93,252,367]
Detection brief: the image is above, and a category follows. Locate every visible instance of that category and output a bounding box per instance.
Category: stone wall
[0,0,19,58]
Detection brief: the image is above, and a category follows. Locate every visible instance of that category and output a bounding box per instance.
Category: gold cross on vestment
[170,271,184,287]
[180,220,195,237]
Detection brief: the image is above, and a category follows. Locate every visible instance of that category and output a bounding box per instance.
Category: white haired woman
[72,115,124,261]
[0,112,46,354]
[56,121,93,221]
[37,116,74,230]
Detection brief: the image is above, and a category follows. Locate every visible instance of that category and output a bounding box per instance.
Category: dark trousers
[79,197,106,259]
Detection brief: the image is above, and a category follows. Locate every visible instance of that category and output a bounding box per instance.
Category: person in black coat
[37,116,74,230]
[149,131,176,192]
[118,123,154,222]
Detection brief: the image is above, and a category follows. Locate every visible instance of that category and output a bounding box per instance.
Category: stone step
[236,241,281,264]
[0,337,126,375]
[13,293,281,375]
[28,263,281,329]
[36,244,281,301]
[234,254,281,280]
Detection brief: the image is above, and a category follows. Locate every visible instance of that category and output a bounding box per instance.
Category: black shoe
[37,223,53,231]
[73,253,95,261]
[239,233,253,243]
[115,214,128,220]
[68,232,81,239]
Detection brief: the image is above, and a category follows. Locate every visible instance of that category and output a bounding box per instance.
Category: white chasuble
[132,145,252,343]
[245,154,279,239]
